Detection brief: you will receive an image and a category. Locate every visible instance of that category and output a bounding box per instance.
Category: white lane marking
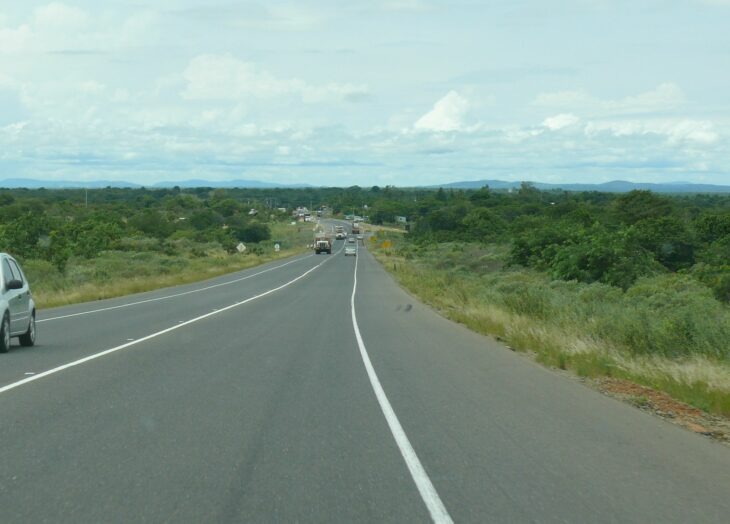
[350,253,453,523]
[0,251,338,396]
[37,254,314,323]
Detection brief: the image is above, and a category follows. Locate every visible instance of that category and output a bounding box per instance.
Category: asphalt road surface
[1,235,729,523]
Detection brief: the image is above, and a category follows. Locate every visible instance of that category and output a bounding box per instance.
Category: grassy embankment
[25,222,314,309]
[369,231,730,417]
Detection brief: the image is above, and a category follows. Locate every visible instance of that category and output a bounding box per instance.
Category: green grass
[25,221,314,309]
[370,233,730,416]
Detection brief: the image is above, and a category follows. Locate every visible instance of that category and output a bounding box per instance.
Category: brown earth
[589,377,730,445]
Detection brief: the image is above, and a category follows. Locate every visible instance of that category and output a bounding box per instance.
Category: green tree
[631,216,696,271]
[60,218,126,259]
[129,210,174,238]
[550,228,657,289]
[0,212,49,258]
[694,213,730,242]
[462,207,506,242]
[231,221,271,243]
[612,190,675,225]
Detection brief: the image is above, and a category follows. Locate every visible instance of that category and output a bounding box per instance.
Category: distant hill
[0,178,142,189]
[429,179,730,193]
[0,178,312,189]
[150,179,312,189]
[1,177,727,193]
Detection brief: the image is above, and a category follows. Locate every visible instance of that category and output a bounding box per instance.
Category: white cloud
[414,91,469,132]
[543,113,580,130]
[181,54,368,104]
[533,90,591,108]
[1,121,28,136]
[584,119,719,144]
[169,4,323,32]
[117,11,158,47]
[0,4,159,58]
[0,24,31,54]
[618,83,685,113]
[0,3,94,56]
[502,127,544,143]
[534,83,685,115]
[34,3,89,30]
[381,0,430,11]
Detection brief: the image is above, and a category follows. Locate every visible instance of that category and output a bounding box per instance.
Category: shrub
[550,228,658,289]
[605,275,730,360]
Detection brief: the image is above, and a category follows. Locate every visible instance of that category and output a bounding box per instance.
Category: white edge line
[350,252,453,524]
[38,254,315,323]
[0,250,339,396]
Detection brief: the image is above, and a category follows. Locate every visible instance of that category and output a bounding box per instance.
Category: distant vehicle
[351,222,360,234]
[313,232,333,254]
[344,247,357,256]
[336,232,346,239]
[0,253,36,353]
[357,234,363,240]
[348,236,356,243]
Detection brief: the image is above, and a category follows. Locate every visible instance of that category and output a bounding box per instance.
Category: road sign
[236,243,246,253]
[274,243,280,252]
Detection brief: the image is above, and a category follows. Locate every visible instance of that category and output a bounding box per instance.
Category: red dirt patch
[591,377,729,444]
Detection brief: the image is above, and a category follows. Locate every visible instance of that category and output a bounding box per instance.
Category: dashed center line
[37,254,314,323]
[0,250,340,396]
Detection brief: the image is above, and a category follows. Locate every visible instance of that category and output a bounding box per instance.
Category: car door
[3,257,29,335]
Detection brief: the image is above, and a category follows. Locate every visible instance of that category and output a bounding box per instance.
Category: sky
[1,0,729,187]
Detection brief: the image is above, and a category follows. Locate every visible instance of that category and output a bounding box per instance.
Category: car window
[2,259,16,286]
[8,260,24,285]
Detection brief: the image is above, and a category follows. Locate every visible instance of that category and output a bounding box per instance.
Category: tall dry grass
[372,235,730,415]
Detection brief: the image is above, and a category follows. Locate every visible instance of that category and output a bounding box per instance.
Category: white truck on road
[314,232,333,254]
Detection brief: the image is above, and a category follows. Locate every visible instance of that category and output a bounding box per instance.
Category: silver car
[344,246,357,256]
[0,253,36,353]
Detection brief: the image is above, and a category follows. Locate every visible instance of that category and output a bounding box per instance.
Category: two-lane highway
[1,239,729,522]
[1,250,323,388]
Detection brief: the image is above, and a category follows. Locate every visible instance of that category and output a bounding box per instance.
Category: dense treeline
[400,185,729,301]
[0,187,281,271]
[0,184,728,303]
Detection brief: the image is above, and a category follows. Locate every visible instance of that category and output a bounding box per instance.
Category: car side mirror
[6,279,23,290]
